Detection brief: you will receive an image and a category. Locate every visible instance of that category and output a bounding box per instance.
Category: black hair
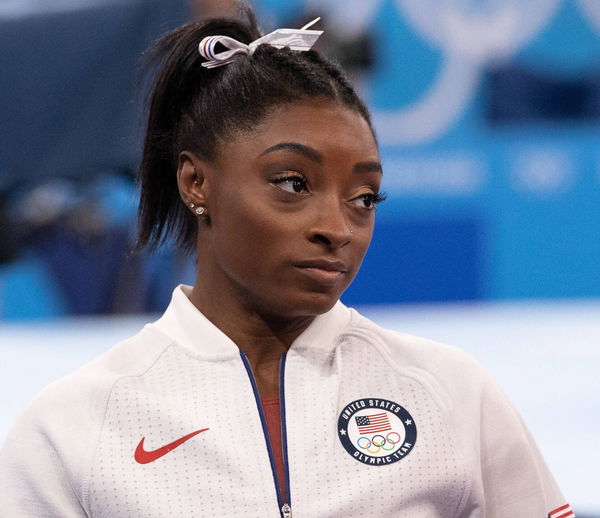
[137,5,375,252]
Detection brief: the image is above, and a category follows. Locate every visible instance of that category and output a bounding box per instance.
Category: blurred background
[1,0,599,514]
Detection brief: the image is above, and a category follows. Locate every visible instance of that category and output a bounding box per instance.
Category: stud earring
[190,202,196,209]
[195,206,205,216]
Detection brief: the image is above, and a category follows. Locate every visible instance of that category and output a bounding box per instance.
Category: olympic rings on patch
[371,435,386,447]
[366,442,381,454]
[386,432,401,444]
[356,430,404,453]
[357,436,372,449]
[382,440,396,451]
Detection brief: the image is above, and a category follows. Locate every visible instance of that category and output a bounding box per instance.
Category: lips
[294,259,348,285]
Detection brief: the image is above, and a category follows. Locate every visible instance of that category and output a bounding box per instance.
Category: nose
[309,198,352,249]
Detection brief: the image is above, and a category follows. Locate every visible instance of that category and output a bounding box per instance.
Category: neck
[192,285,314,352]
[188,277,315,398]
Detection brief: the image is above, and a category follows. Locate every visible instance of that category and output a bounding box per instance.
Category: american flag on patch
[548,503,575,518]
[355,413,391,434]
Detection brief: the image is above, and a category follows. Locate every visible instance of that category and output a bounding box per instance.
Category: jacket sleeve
[0,388,91,517]
[363,322,572,518]
[469,373,570,518]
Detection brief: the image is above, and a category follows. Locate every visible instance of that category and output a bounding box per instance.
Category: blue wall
[343,0,600,303]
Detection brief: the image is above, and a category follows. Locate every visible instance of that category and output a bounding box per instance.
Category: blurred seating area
[0,0,193,317]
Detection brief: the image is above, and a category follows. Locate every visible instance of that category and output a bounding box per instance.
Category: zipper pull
[281,503,292,518]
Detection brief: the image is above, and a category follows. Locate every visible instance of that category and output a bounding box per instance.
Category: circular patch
[337,398,417,466]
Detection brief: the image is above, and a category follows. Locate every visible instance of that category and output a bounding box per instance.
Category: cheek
[211,193,292,272]
[352,217,375,254]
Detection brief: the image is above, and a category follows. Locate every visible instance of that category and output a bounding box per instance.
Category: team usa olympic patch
[337,398,417,466]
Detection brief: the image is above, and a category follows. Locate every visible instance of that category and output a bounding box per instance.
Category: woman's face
[194,99,382,319]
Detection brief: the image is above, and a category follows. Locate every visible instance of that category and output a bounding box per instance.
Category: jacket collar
[151,285,352,359]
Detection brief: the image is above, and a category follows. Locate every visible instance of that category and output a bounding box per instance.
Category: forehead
[218,100,379,161]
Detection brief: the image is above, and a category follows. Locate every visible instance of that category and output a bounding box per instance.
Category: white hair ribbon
[198,17,323,69]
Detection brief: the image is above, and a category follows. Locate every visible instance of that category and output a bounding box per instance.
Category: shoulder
[20,323,174,429]
[346,308,483,377]
[343,310,568,510]
[2,324,175,473]
[344,308,495,409]
[0,324,176,513]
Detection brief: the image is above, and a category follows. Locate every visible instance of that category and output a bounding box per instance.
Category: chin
[284,290,341,318]
[251,286,345,321]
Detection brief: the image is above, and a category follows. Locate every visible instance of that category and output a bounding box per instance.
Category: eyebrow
[260,142,323,163]
[353,161,382,175]
[259,141,383,174]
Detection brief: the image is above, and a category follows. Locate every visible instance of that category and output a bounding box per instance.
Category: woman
[0,7,573,518]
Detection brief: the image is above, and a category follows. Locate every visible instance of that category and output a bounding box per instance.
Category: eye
[350,191,387,210]
[271,173,309,194]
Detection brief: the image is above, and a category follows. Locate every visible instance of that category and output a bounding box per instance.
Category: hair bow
[198,18,323,69]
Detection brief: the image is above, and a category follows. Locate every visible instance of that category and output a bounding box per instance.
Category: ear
[177,151,210,213]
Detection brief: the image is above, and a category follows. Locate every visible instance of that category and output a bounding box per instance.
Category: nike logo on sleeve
[134,428,209,464]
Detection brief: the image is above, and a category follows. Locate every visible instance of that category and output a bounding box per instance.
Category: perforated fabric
[0,285,568,517]
[285,343,467,517]
[88,347,278,517]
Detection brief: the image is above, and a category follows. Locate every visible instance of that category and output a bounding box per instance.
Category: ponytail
[137,9,260,251]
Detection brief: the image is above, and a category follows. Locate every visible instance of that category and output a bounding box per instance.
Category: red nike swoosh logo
[134,428,209,464]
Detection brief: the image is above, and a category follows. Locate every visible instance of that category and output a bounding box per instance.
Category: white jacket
[0,286,571,517]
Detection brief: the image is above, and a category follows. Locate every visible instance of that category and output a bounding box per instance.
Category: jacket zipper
[240,351,292,518]
[279,353,292,518]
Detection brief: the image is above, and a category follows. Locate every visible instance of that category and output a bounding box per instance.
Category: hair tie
[198,17,323,69]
